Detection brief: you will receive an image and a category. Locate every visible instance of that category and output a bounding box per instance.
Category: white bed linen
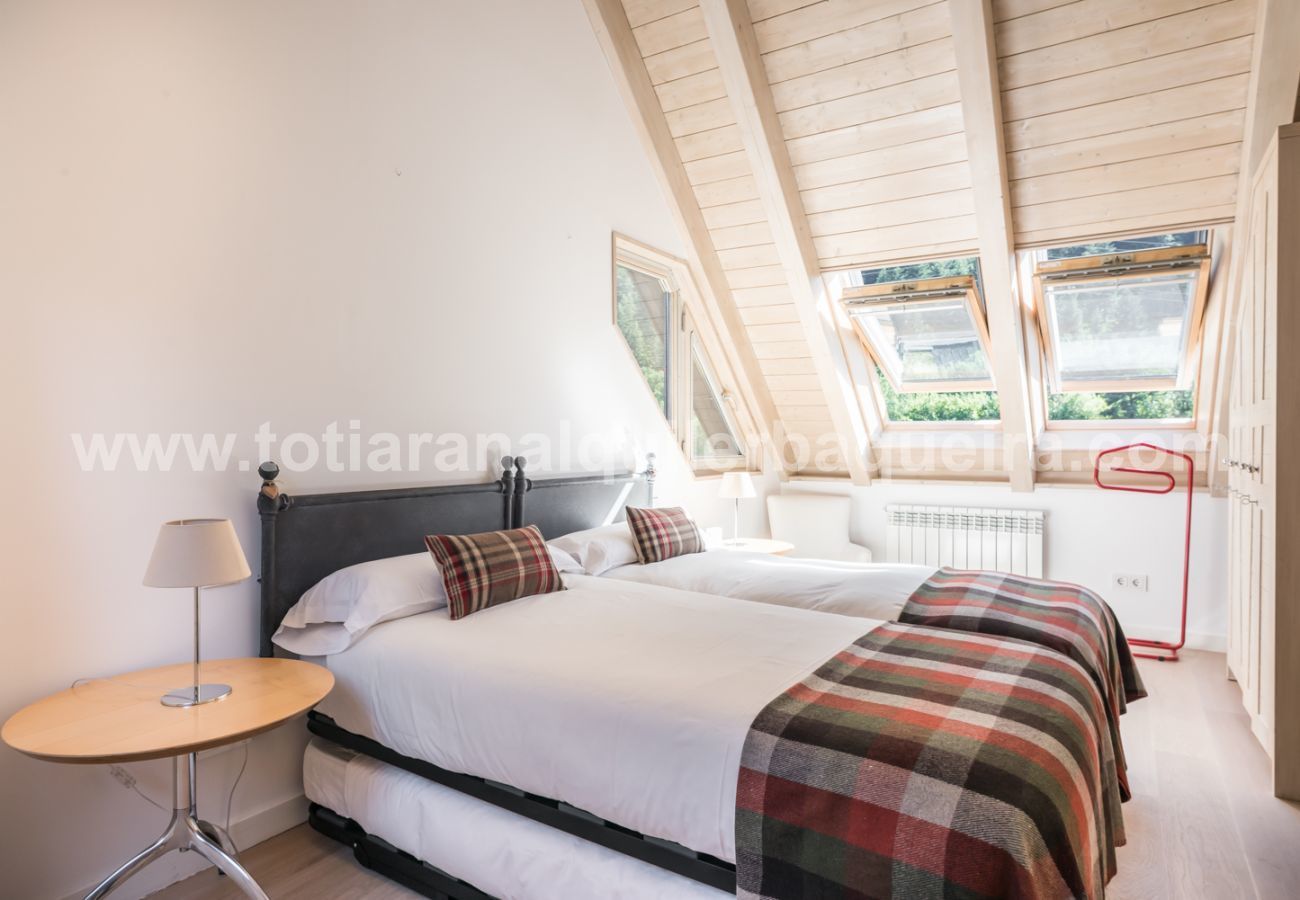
[602,550,936,622]
[315,574,872,862]
[304,739,728,900]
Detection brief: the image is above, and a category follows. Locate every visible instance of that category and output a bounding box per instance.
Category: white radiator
[885,505,1045,577]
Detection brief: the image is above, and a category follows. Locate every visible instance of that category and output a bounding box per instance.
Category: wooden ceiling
[586,0,1260,484]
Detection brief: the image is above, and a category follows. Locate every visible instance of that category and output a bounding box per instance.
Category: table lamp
[144,518,252,707]
[718,471,756,542]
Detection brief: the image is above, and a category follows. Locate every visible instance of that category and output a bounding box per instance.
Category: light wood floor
[153,651,1300,900]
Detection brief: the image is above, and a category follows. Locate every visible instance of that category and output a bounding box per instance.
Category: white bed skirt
[303,739,731,900]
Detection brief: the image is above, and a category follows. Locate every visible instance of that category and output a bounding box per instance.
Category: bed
[259,460,1127,900]
[601,549,934,621]
[517,459,1147,801]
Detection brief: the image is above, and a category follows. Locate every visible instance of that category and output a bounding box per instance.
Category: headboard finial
[257,461,285,511]
[500,456,514,497]
[252,463,286,520]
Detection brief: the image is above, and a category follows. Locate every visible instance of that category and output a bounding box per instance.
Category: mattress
[603,550,936,621]
[314,574,873,862]
[304,739,729,900]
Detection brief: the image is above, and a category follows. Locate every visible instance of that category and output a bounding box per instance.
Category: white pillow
[547,543,585,574]
[548,524,639,576]
[273,552,445,656]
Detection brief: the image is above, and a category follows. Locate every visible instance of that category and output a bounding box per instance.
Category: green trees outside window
[859,235,1202,423]
[615,264,670,417]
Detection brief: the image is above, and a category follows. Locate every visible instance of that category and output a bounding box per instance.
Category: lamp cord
[70,675,251,854]
[224,740,249,855]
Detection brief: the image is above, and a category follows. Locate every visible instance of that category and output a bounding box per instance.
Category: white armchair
[766,493,873,562]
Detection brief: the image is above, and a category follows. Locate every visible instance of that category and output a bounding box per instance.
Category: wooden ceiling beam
[580,0,791,476]
[699,0,874,485]
[950,0,1036,492]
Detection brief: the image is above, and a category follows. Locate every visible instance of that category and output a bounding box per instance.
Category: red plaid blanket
[900,569,1146,800]
[737,623,1123,900]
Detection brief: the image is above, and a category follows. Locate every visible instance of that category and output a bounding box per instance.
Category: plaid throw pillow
[424,525,564,620]
[625,506,704,563]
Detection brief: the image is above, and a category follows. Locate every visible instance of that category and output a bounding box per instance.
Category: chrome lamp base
[84,754,267,900]
[161,683,232,708]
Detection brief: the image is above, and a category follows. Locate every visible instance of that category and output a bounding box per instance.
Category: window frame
[1031,244,1212,395]
[684,319,746,464]
[612,254,674,421]
[842,275,997,395]
[611,234,756,474]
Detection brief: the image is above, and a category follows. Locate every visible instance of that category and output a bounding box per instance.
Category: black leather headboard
[508,455,655,539]
[255,461,513,657]
[255,456,656,656]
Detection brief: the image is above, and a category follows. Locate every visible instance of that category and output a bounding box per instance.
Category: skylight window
[1034,235,1209,394]
[843,274,994,394]
[837,256,1000,424]
[1031,232,1209,423]
[1042,269,1197,386]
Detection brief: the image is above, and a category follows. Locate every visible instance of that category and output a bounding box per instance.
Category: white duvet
[603,550,937,622]
[315,574,874,863]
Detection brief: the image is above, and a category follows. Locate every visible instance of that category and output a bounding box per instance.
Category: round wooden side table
[2,657,333,899]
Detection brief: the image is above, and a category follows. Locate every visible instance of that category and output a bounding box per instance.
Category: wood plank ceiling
[596,0,1258,482]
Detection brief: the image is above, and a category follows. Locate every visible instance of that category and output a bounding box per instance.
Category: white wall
[783,480,1229,650]
[0,1,761,896]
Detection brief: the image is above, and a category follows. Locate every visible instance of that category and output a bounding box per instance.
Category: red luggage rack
[1093,443,1194,662]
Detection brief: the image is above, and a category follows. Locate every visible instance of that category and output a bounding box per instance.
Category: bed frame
[255,456,735,899]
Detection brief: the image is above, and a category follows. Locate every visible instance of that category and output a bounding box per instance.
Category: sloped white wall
[783,480,1230,650]
[0,1,765,897]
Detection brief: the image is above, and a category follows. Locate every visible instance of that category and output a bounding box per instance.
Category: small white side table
[718,537,795,556]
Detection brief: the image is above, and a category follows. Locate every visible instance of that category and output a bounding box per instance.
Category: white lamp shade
[143,518,252,588]
[718,471,757,500]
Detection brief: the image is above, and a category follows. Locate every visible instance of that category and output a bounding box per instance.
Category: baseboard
[62,792,308,900]
[1185,631,1226,653]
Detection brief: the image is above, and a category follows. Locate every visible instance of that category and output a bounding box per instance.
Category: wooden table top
[1,658,334,765]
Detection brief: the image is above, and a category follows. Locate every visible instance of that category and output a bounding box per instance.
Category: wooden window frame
[612,234,756,474]
[1032,245,1212,395]
[684,325,746,466]
[841,275,997,395]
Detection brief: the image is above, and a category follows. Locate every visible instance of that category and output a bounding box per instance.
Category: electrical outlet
[1112,574,1149,591]
[1130,575,1149,592]
[109,765,136,790]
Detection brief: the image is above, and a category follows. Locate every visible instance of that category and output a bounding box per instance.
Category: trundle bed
[258,459,1135,900]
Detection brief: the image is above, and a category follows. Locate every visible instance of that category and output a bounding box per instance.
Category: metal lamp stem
[193,586,201,703]
[733,498,740,541]
[161,584,233,708]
